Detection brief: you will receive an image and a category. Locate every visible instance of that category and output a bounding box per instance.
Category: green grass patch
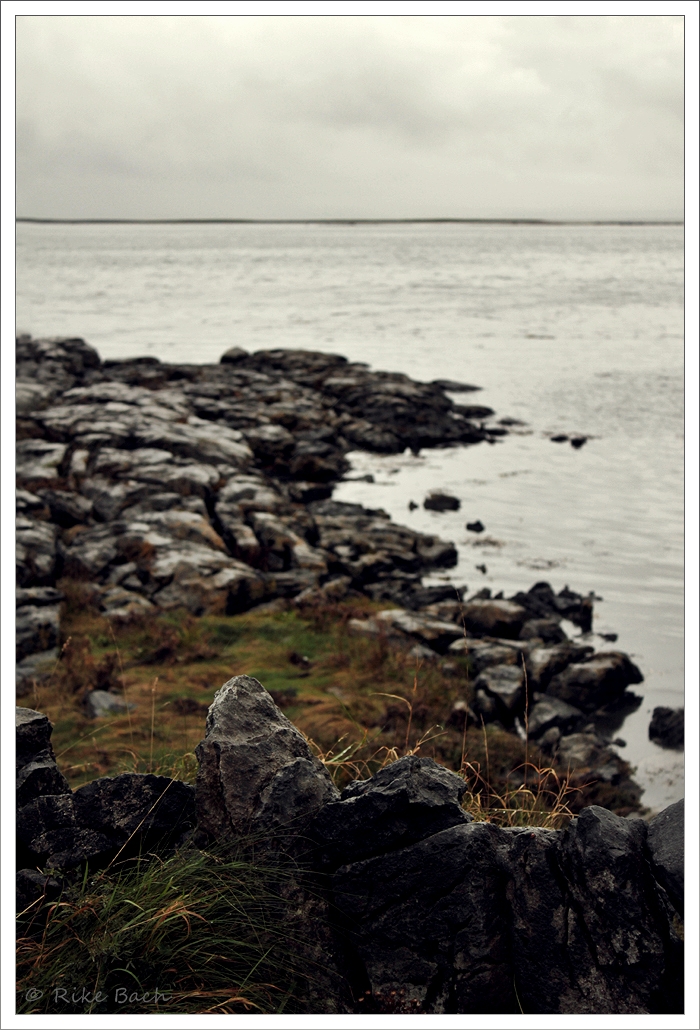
[18,579,642,816]
[17,844,332,1015]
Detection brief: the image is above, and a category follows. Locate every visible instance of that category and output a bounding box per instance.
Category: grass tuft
[17,844,331,1015]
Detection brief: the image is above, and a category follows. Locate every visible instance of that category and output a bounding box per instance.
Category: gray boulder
[460,599,527,639]
[526,641,595,690]
[374,609,464,653]
[330,805,682,1014]
[312,755,471,870]
[473,664,524,714]
[16,708,70,808]
[527,696,585,739]
[195,675,338,844]
[15,440,68,483]
[16,603,60,662]
[649,707,684,750]
[647,798,683,916]
[16,648,59,688]
[16,517,58,586]
[85,690,135,718]
[547,651,643,711]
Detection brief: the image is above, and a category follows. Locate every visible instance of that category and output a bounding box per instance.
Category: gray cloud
[16,14,684,220]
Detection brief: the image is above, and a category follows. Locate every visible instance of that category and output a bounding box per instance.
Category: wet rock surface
[649,707,684,750]
[15,337,645,751]
[16,336,485,679]
[194,675,338,845]
[16,707,71,809]
[646,799,684,916]
[17,688,684,1013]
[16,707,195,871]
[16,339,678,1012]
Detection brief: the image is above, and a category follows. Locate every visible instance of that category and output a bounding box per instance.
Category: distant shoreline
[16,217,683,226]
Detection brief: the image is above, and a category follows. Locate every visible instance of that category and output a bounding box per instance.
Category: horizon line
[16,217,683,227]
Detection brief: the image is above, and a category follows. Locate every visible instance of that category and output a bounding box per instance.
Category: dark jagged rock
[649,707,684,750]
[329,800,682,1013]
[646,799,684,916]
[460,598,528,639]
[16,869,62,920]
[332,821,516,1013]
[195,675,338,845]
[510,581,593,632]
[547,651,644,712]
[15,706,195,869]
[73,773,196,851]
[17,753,72,810]
[510,807,681,1013]
[16,707,71,808]
[423,491,460,512]
[16,707,54,767]
[312,755,471,869]
[17,774,196,870]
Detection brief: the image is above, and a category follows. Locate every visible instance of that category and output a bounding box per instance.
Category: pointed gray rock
[195,675,338,843]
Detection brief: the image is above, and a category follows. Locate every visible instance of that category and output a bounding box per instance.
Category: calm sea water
[16,221,684,809]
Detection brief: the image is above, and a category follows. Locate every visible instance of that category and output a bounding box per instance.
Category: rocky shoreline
[16,335,649,785]
[15,335,684,1013]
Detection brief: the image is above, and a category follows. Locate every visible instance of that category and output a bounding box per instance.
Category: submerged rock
[424,491,460,512]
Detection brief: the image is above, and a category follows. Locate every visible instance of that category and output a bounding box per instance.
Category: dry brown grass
[17,581,641,815]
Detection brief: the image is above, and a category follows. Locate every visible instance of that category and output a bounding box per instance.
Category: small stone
[649,707,684,750]
[220,346,249,364]
[85,691,135,719]
[424,491,461,512]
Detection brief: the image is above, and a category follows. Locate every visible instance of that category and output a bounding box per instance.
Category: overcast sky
[15,14,684,221]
